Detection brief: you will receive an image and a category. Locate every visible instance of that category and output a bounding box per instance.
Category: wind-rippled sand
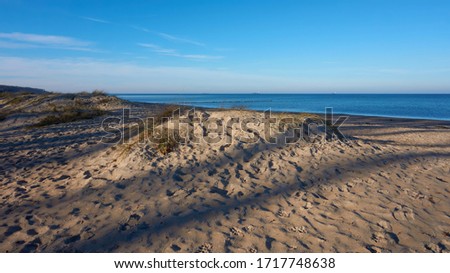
[0,107,449,253]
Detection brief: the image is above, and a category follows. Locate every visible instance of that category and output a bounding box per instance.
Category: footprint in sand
[64,234,81,245]
[304,202,313,209]
[21,238,42,253]
[403,188,425,200]
[4,225,22,236]
[425,242,447,253]
[392,205,415,221]
[366,245,383,253]
[288,226,307,233]
[230,227,244,237]
[80,227,95,240]
[377,220,392,230]
[371,232,386,244]
[70,208,81,216]
[242,225,255,233]
[26,229,38,236]
[119,213,146,231]
[196,243,213,253]
[277,209,290,218]
[83,171,92,179]
[371,231,400,245]
[167,244,180,252]
[265,236,276,250]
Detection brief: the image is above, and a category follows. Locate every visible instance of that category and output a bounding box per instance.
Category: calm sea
[115,94,450,121]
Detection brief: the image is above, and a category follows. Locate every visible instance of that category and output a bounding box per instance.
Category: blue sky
[0,0,450,93]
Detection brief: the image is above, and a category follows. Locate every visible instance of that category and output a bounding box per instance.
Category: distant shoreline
[115,93,450,122]
[123,100,450,124]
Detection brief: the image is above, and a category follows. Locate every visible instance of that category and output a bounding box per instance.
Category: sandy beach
[0,92,449,253]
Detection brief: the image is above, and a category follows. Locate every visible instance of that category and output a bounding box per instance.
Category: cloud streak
[129,23,206,47]
[78,17,217,58]
[0,32,93,51]
[138,43,223,60]
[157,32,205,47]
[81,16,111,24]
[130,25,151,33]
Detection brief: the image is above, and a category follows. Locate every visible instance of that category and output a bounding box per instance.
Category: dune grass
[5,95,29,106]
[152,105,184,154]
[156,129,181,155]
[0,92,15,99]
[35,107,106,127]
[92,89,107,96]
[116,105,183,158]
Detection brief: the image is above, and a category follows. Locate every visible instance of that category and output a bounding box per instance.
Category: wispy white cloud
[131,26,206,47]
[81,16,111,24]
[157,32,205,47]
[0,32,90,46]
[0,40,37,49]
[138,43,177,54]
[138,43,223,60]
[0,32,93,51]
[130,25,151,33]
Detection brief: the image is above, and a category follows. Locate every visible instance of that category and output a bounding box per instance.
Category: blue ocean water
[115,94,450,121]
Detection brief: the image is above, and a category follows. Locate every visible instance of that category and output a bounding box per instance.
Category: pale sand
[0,98,449,253]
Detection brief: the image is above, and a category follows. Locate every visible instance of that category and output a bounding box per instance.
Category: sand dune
[0,100,449,253]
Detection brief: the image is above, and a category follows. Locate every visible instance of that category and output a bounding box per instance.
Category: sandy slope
[0,106,449,253]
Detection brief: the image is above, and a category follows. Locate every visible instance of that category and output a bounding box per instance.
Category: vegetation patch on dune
[117,105,183,157]
[156,129,181,155]
[0,89,128,126]
[35,107,107,127]
[150,105,184,155]
[92,89,107,96]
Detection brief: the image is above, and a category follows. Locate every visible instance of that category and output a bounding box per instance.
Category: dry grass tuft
[156,129,181,155]
[92,89,107,96]
[116,105,184,158]
[35,107,106,127]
